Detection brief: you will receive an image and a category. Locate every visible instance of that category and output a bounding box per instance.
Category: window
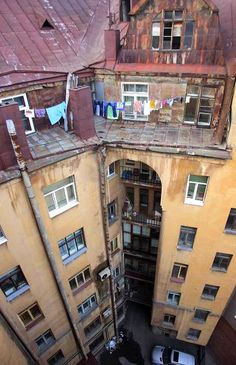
[201,284,219,300]
[163,314,176,326]
[123,223,159,255]
[151,11,194,51]
[0,94,35,134]
[225,209,236,234]
[122,83,148,121]
[212,252,232,272]
[69,267,91,292]
[0,266,29,301]
[186,328,201,341]
[126,187,134,206]
[0,226,7,244]
[167,291,181,306]
[108,200,118,225]
[58,228,86,263]
[112,265,121,279]
[107,163,116,178]
[43,176,77,218]
[178,226,196,250]
[84,317,101,338]
[124,256,156,278]
[193,309,210,323]
[110,236,119,252]
[89,333,105,352]
[171,263,188,282]
[78,294,97,318]
[19,303,44,330]
[48,350,64,365]
[184,86,216,126]
[185,175,208,206]
[35,329,55,352]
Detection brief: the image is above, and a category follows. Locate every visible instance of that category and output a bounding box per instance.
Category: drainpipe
[6,120,87,361]
[97,147,119,337]
[0,309,38,365]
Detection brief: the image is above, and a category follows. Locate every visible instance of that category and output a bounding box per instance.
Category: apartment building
[0,0,236,364]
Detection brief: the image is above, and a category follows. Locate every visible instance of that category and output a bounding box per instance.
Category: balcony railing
[120,167,161,186]
[123,210,161,228]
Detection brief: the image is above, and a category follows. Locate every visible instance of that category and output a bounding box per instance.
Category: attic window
[41,19,54,30]
[151,10,194,51]
[120,0,131,22]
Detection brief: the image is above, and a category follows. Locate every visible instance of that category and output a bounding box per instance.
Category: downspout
[6,120,87,361]
[97,147,119,337]
[0,310,38,365]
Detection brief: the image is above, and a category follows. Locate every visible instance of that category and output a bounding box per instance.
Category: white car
[152,346,195,365]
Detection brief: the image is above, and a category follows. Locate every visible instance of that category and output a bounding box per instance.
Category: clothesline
[23,101,66,126]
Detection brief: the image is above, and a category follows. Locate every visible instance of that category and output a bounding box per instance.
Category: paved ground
[121,302,218,365]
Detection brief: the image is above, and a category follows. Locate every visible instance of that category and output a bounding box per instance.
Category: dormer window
[152,10,194,51]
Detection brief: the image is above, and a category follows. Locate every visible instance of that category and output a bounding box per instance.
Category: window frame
[193,308,210,323]
[123,222,159,255]
[84,316,102,338]
[224,208,236,234]
[163,313,176,326]
[110,236,119,253]
[0,226,7,245]
[112,265,121,279]
[177,226,196,250]
[185,174,209,206]
[201,284,219,300]
[43,176,78,218]
[0,93,35,134]
[18,302,44,330]
[167,291,181,306]
[47,350,64,365]
[77,294,98,319]
[171,263,188,282]
[108,200,118,225]
[0,266,29,302]
[211,252,233,273]
[69,266,91,293]
[122,82,149,121]
[186,328,201,341]
[107,162,116,178]
[35,329,55,353]
[58,227,87,264]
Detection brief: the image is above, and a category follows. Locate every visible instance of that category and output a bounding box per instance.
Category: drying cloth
[149,99,156,110]
[143,101,150,116]
[46,102,66,125]
[104,102,117,119]
[133,100,142,113]
[107,105,119,119]
[185,96,191,104]
[116,102,125,111]
[155,100,162,110]
[35,109,46,118]
[24,109,35,118]
[167,98,174,107]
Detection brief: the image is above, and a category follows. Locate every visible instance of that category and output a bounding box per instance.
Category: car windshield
[162,347,172,364]
[173,351,179,362]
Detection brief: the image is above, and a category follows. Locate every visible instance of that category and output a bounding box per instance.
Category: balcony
[120,166,161,187]
[122,209,161,228]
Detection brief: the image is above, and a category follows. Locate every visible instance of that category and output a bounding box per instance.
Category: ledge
[6,285,30,302]
[63,247,87,265]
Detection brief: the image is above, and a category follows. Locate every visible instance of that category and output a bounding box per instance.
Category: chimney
[69,86,96,140]
[104,29,120,62]
[0,102,31,170]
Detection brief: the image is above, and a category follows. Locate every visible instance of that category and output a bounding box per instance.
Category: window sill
[192,318,205,324]
[79,305,98,321]
[25,315,45,331]
[38,339,56,355]
[107,173,116,180]
[111,248,121,257]
[224,229,236,235]
[0,237,8,245]
[201,295,215,301]
[162,322,174,328]
[108,217,119,226]
[72,279,93,296]
[177,245,193,252]
[170,278,185,284]
[186,336,199,341]
[184,199,204,207]
[211,267,227,273]
[48,201,78,218]
[62,247,87,265]
[6,285,30,302]
[166,302,179,307]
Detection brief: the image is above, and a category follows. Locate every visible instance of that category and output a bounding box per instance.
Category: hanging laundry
[155,100,162,110]
[167,98,174,107]
[185,96,191,103]
[35,109,46,118]
[93,100,104,117]
[133,100,142,113]
[104,102,118,119]
[149,99,156,110]
[46,101,66,125]
[24,109,35,118]
[162,99,167,107]
[116,102,125,111]
[143,101,150,116]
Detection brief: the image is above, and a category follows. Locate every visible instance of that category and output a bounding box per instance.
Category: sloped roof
[0,0,119,87]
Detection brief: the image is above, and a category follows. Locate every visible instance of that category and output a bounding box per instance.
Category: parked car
[152,346,195,365]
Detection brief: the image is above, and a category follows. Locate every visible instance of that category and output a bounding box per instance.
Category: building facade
[0,0,236,364]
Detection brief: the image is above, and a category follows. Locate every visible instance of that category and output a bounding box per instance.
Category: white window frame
[184,175,209,206]
[43,177,78,218]
[0,93,35,134]
[78,294,97,318]
[122,82,149,121]
[0,226,7,245]
[167,291,181,306]
[107,162,116,178]
[19,303,43,328]
[110,236,119,252]
[35,329,55,352]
